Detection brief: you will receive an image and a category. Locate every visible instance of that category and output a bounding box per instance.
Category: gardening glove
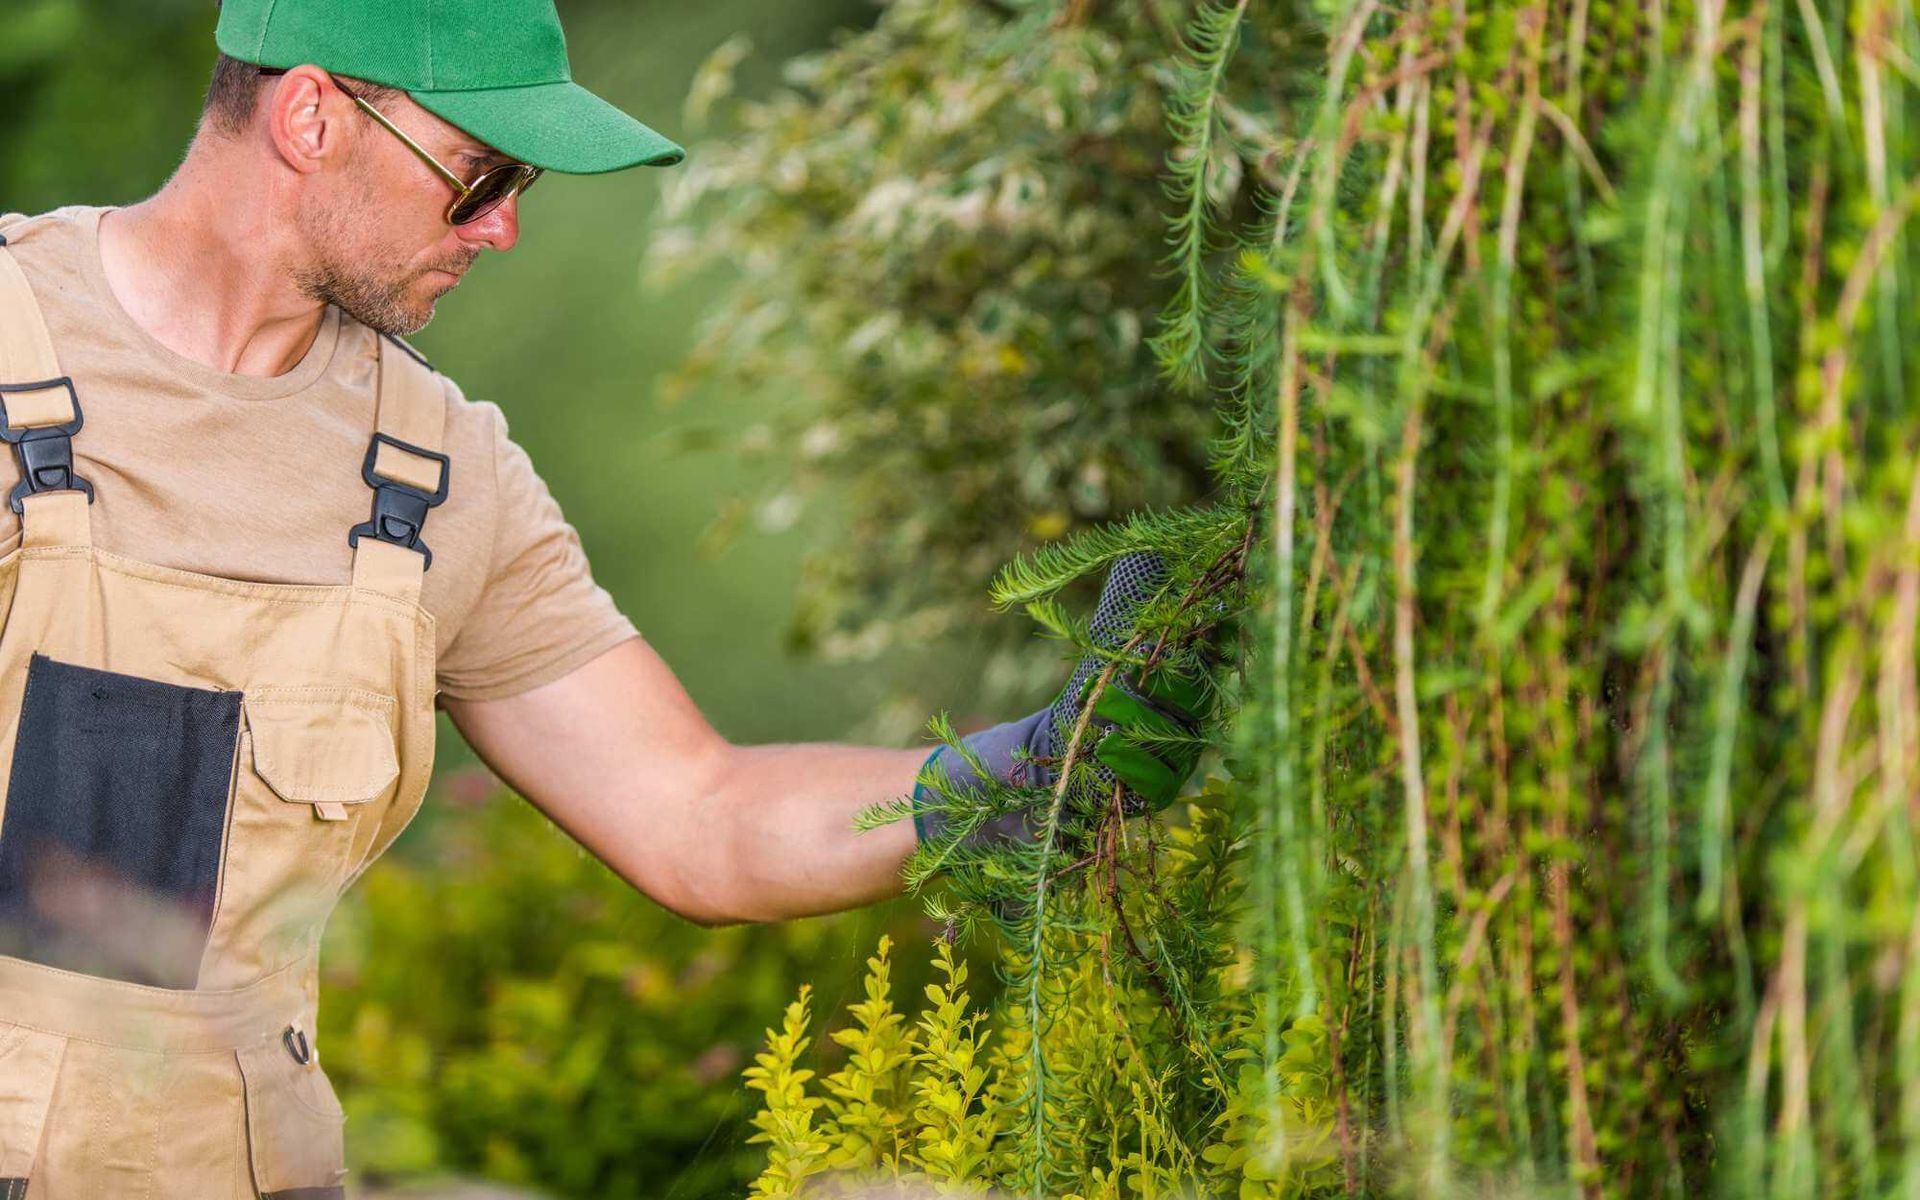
[911,551,1214,849]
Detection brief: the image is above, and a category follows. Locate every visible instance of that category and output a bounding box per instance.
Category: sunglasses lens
[450,166,536,225]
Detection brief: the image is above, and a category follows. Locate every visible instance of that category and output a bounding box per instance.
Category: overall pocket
[236,1029,346,1199]
[0,653,242,988]
[203,688,399,980]
[244,689,399,823]
[0,1021,65,1189]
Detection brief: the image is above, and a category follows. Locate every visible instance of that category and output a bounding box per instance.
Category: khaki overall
[0,216,448,1198]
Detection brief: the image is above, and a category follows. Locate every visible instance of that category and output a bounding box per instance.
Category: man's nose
[456,192,520,252]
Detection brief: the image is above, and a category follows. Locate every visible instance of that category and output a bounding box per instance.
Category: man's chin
[395,304,436,337]
[351,309,432,338]
[350,287,438,338]
[303,274,435,338]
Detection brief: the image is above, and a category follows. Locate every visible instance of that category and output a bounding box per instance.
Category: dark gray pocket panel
[0,652,242,988]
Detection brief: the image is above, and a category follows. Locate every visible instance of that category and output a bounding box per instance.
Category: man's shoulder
[0,205,99,252]
[331,314,500,432]
[0,207,102,297]
[335,319,511,487]
[376,329,437,374]
[382,336,507,443]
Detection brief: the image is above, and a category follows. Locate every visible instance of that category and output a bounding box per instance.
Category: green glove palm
[1079,660,1212,813]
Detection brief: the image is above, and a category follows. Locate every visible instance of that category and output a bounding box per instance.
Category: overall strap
[0,227,93,551]
[348,331,449,604]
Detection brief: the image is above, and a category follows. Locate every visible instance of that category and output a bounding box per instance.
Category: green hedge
[320,786,960,1198]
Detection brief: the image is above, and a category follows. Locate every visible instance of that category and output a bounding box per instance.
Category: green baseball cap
[214,0,684,174]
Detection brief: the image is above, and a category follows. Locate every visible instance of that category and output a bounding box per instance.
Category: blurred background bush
[1,0,1206,1193]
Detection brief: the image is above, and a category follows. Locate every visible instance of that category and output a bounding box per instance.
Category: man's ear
[264,64,349,177]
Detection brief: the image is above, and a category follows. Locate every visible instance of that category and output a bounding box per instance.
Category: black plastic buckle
[0,377,93,515]
[348,432,449,570]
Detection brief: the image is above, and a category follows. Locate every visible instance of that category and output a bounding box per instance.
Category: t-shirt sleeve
[434,402,638,702]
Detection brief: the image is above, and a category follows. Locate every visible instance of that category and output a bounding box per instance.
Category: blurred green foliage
[0,0,215,203]
[321,783,950,1197]
[648,0,1232,720]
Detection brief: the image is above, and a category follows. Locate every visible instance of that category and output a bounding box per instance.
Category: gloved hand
[911,552,1215,849]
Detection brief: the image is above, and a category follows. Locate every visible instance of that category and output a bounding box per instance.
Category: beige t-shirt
[0,205,638,703]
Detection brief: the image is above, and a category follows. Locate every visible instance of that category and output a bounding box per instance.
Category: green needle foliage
[701,0,1920,1195]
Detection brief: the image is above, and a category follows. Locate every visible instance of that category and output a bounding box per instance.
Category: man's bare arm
[441,635,923,926]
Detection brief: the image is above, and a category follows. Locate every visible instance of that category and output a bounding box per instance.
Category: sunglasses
[257,67,542,226]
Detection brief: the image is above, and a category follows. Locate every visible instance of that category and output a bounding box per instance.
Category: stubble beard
[290,178,452,338]
[293,255,436,338]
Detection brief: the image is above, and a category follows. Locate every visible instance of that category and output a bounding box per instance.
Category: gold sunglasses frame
[256,66,543,226]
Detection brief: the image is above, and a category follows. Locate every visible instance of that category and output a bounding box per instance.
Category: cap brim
[410,79,684,175]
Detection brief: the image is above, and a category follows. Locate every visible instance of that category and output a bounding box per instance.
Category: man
[0,1,1204,1195]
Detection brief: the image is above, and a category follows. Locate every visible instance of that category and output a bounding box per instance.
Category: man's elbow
[649,876,766,929]
[636,771,771,928]
[648,850,761,928]
[613,835,743,925]
[670,903,755,930]
[647,894,737,929]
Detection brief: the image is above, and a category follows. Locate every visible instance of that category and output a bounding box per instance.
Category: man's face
[289,87,520,337]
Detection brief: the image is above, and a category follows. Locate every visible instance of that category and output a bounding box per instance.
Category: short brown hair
[201,51,405,139]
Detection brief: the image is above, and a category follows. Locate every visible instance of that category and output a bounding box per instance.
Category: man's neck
[98,175,327,380]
